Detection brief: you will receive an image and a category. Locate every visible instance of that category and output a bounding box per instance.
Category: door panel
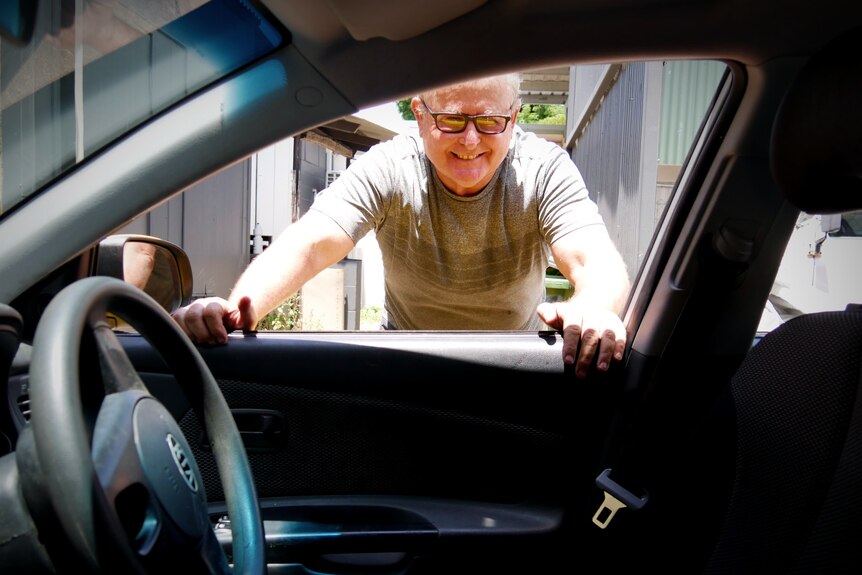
[122,330,619,572]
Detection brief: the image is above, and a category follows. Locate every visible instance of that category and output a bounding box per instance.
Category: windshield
[0,0,283,218]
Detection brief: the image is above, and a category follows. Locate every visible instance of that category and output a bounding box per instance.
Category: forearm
[227,248,311,320]
[228,212,354,321]
[568,251,631,314]
[552,227,631,314]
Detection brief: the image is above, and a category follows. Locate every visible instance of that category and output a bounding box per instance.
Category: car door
[120,328,604,573]
[107,59,733,574]
[3,2,862,574]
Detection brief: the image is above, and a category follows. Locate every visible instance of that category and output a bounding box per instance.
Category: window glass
[0,0,282,218]
[759,210,862,332]
[123,60,728,332]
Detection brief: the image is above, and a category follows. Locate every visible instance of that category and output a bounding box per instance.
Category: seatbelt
[589,243,749,530]
[588,370,672,530]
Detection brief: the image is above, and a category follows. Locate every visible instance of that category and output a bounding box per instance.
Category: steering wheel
[21,277,264,574]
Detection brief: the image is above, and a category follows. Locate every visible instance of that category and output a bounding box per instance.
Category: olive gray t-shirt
[309,126,604,330]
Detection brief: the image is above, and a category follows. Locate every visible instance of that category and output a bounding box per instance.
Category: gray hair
[419,72,522,111]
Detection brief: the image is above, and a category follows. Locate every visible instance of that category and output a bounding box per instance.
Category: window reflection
[123,241,181,313]
[0,0,281,217]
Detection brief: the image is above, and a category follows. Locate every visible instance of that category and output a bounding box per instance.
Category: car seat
[587,24,862,574]
[702,26,862,573]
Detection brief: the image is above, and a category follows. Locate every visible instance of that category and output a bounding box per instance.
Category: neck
[436,169,496,197]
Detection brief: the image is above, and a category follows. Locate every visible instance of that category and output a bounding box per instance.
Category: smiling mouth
[451,152,482,160]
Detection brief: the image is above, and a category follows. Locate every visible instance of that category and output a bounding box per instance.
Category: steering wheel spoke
[25,277,264,574]
[91,390,153,515]
[92,323,148,393]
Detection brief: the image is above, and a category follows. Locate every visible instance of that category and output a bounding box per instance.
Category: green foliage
[517,104,566,125]
[397,100,566,125]
[360,306,382,323]
[257,293,302,331]
[359,305,382,330]
[396,99,415,121]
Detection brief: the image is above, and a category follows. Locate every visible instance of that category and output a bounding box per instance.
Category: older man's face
[413,82,517,197]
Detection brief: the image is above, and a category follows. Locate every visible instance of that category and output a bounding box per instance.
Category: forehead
[426,82,513,114]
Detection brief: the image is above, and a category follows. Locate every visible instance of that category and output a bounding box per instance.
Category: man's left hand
[537,300,626,378]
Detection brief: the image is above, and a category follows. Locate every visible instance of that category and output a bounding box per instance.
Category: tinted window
[759,210,862,332]
[0,0,282,217]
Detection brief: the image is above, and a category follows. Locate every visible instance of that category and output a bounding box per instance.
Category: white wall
[350,232,385,310]
[250,136,295,238]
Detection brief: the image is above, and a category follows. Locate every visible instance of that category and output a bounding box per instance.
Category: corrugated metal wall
[569,64,611,127]
[120,161,251,299]
[1,17,212,214]
[659,60,726,165]
[567,60,724,277]
[569,62,662,276]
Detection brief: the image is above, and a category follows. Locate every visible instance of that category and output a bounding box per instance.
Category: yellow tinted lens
[437,114,467,132]
[476,116,507,133]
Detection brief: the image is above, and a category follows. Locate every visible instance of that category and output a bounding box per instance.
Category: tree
[516,104,565,125]
[397,99,415,121]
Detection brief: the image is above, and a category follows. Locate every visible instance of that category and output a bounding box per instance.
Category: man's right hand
[171,296,257,345]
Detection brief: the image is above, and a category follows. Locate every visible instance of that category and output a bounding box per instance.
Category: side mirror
[95,234,193,315]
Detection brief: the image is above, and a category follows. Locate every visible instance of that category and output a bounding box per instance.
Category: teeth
[453,153,478,160]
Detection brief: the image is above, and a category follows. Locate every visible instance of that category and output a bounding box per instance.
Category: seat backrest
[705,25,862,574]
[706,310,862,573]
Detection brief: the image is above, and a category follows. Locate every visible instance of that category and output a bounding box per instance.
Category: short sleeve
[536,145,605,244]
[308,137,406,243]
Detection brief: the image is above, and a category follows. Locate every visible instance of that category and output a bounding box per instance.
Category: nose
[459,122,482,147]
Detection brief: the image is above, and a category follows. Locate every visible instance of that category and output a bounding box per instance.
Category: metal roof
[519,67,570,105]
[518,67,569,146]
[302,115,399,158]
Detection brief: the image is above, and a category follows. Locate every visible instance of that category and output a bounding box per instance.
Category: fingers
[614,333,626,363]
[541,301,583,367]
[235,296,258,331]
[580,329,603,378]
[574,324,625,378]
[203,301,230,344]
[560,320,582,367]
[171,297,231,345]
[536,301,563,330]
[594,328,622,372]
[539,301,626,378]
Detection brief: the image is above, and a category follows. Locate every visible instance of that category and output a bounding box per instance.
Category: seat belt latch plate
[593,491,626,529]
[592,468,649,529]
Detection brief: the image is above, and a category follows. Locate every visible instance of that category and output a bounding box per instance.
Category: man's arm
[172,211,355,344]
[538,225,631,378]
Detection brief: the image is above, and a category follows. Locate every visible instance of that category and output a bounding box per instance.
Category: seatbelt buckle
[592,468,649,529]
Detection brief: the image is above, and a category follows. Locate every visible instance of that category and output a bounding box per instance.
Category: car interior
[0,1,860,574]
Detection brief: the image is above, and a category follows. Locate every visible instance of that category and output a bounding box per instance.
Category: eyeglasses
[420,98,514,134]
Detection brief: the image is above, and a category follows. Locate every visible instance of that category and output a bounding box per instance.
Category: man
[172,73,630,378]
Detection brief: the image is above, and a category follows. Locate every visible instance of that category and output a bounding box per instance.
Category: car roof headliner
[262,0,862,108]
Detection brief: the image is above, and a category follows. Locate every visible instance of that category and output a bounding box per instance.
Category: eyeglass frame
[419,98,518,134]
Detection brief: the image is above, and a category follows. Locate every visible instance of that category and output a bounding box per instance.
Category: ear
[410,96,423,120]
[510,100,521,124]
[412,96,430,135]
